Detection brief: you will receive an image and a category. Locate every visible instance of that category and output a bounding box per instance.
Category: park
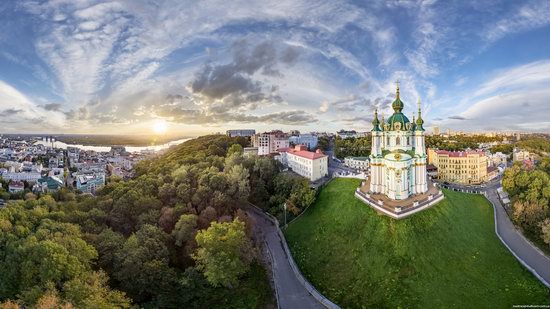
[284,178,550,308]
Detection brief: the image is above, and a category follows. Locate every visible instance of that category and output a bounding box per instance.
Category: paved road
[439,178,550,288]
[485,187,550,287]
[247,207,326,309]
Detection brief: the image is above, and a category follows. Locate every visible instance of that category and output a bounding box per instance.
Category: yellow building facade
[428,148,488,184]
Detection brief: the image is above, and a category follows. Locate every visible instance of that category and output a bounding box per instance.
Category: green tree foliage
[426,134,503,151]
[317,136,330,151]
[193,219,253,288]
[503,161,550,254]
[1,135,279,308]
[0,199,129,307]
[334,136,371,159]
[173,214,198,247]
[114,224,177,303]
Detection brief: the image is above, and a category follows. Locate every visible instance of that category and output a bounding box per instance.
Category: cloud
[448,115,467,120]
[1,109,23,116]
[473,60,550,98]
[319,101,329,113]
[43,103,62,111]
[155,106,317,125]
[187,40,297,115]
[484,0,550,43]
[0,80,66,131]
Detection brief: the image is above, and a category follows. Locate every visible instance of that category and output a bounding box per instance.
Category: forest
[0,135,316,308]
[503,157,550,255]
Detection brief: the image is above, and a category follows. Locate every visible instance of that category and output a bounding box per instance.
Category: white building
[226,129,256,137]
[289,134,318,150]
[8,181,24,193]
[252,131,289,155]
[488,152,508,167]
[1,171,42,183]
[277,145,328,181]
[513,148,532,162]
[369,85,428,200]
[344,157,369,171]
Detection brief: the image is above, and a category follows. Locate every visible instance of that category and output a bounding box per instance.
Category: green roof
[387,112,410,131]
[37,177,63,190]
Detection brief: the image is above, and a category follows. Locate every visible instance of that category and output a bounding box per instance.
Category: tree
[63,271,131,309]
[172,214,198,247]
[114,224,176,303]
[225,165,250,203]
[193,219,253,288]
[227,144,243,156]
[541,219,550,246]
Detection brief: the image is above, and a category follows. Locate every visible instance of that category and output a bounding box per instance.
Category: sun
[152,119,168,134]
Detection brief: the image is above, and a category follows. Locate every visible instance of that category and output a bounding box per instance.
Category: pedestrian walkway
[247,206,330,309]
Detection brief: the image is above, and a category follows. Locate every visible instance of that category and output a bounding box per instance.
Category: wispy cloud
[484,0,550,43]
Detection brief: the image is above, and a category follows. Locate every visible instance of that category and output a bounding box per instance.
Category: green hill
[284,178,550,308]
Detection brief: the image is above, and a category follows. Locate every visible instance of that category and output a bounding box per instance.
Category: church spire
[372,108,381,131]
[391,81,404,112]
[416,98,425,131]
[396,80,400,99]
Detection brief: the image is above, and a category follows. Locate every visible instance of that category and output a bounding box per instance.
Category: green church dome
[387,83,410,131]
[387,112,410,131]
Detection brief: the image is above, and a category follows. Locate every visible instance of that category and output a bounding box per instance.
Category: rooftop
[278,145,327,160]
[435,150,485,157]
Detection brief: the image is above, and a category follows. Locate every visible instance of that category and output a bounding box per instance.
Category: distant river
[35,137,193,153]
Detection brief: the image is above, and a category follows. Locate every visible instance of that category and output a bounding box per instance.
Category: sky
[0,0,550,136]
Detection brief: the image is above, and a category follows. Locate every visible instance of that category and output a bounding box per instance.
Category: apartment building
[428,149,488,184]
[252,130,290,155]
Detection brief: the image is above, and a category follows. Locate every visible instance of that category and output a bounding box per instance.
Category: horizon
[1,1,550,135]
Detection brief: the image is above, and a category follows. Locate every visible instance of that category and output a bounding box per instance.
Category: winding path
[247,205,328,309]
[485,187,550,288]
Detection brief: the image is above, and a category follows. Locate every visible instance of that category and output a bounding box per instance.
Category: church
[355,84,444,219]
[369,84,428,199]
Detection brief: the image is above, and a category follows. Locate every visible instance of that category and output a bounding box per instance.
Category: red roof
[278,145,327,160]
[435,150,485,157]
[487,166,498,173]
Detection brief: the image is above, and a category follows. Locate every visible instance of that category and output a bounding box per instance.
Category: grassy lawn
[284,178,550,308]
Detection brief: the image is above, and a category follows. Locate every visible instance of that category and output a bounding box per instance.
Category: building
[355,84,443,219]
[33,176,64,193]
[433,126,440,135]
[289,134,318,150]
[76,172,106,194]
[277,145,328,181]
[488,152,507,167]
[344,157,369,171]
[513,148,532,162]
[0,171,42,183]
[226,129,256,137]
[428,149,489,184]
[368,86,429,200]
[8,181,24,193]
[252,130,289,155]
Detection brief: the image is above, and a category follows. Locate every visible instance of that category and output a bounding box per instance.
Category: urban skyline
[1,0,550,135]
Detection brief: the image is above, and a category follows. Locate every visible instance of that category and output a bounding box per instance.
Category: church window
[396,136,401,145]
[387,137,390,145]
[407,137,410,145]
